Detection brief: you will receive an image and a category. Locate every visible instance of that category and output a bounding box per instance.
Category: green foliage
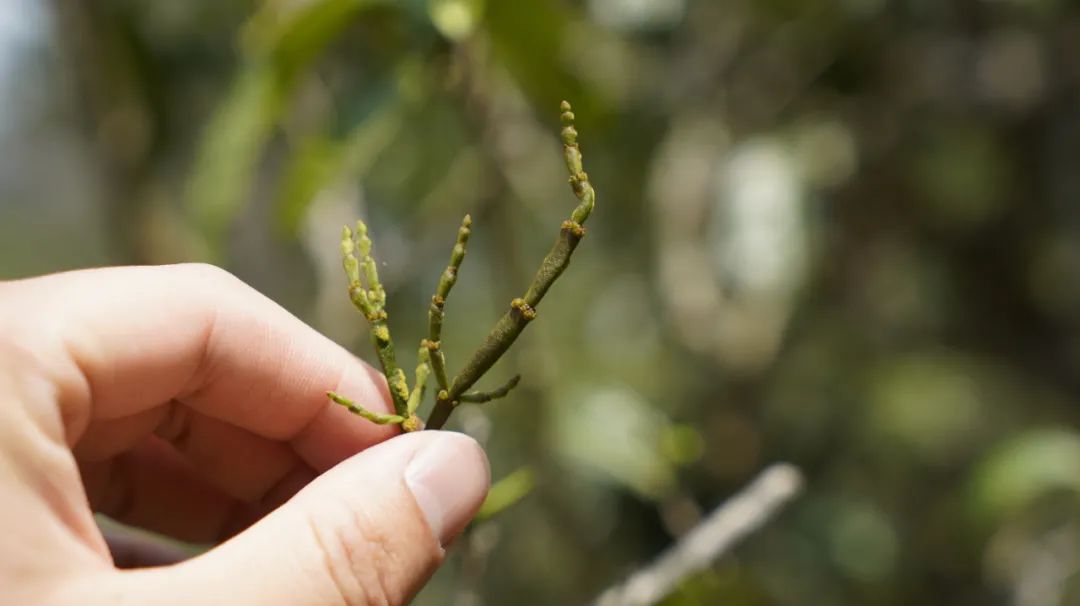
[273,100,403,236]
[186,0,388,257]
[476,466,535,521]
[970,429,1080,526]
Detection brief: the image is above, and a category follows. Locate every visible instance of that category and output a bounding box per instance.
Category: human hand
[0,264,489,605]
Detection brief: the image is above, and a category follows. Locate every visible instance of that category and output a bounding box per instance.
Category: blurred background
[3,0,1080,604]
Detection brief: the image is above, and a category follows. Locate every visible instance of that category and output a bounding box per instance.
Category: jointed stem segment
[327,391,406,425]
[427,214,471,392]
[426,102,596,429]
[329,101,595,431]
[407,346,431,416]
[341,222,410,418]
[459,375,522,403]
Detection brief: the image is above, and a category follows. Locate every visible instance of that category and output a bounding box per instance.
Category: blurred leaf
[659,423,705,466]
[428,0,485,42]
[243,0,387,69]
[970,428,1080,525]
[186,65,282,256]
[485,0,589,113]
[825,499,898,582]
[186,0,389,258]
[909,123,1010,230]
[549,384,678,500]
[866,352,987,463]
[274,99,403,236]
[476,466,535,521]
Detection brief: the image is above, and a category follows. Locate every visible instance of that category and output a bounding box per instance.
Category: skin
[0,263,490,605]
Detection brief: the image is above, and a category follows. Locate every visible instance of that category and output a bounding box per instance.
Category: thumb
[94,431,488,606]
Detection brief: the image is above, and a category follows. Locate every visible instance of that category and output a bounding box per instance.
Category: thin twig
[326,391,405,425]
[406,346,431,418]
[593,463,804,606]
[427,214,472,391]
[459,374,522,403]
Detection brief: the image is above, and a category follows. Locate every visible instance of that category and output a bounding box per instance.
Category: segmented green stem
[327,391,406,425]
[559,100,596,226]
[427,101,596,429]
[407,347,431,416]
[427,214,471,391]
[332,102,593,433]
[340,222,409,417]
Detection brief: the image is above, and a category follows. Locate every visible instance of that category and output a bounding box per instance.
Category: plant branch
[340,222,410,417]
[427,214,472,392]
[426,101,596,429]
[331,102,592,432]
[407,347,431,414]
[425,339,449,394]
[592,463,804,606]
[446,296,536,399]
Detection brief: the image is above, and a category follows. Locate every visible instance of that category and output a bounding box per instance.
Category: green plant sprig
[328,101,596,431]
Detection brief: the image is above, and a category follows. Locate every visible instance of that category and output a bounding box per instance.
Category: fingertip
[404,431,490,546]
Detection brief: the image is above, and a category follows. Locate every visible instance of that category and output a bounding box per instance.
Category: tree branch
[593,463,804,606]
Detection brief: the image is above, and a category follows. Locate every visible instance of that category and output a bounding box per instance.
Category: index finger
[0,263,396,470]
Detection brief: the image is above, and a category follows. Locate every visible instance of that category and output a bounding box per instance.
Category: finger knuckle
[173,262,240,288]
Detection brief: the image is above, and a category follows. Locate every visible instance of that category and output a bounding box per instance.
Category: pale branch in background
[593,463,805,606]
[328,101,596,431]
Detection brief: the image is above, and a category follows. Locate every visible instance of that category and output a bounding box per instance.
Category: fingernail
[405,432,490,545]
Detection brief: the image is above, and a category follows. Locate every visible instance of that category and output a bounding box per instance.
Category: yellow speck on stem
[374,325,390,343]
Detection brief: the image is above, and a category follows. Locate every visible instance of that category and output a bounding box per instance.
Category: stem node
[510,298,537,322]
